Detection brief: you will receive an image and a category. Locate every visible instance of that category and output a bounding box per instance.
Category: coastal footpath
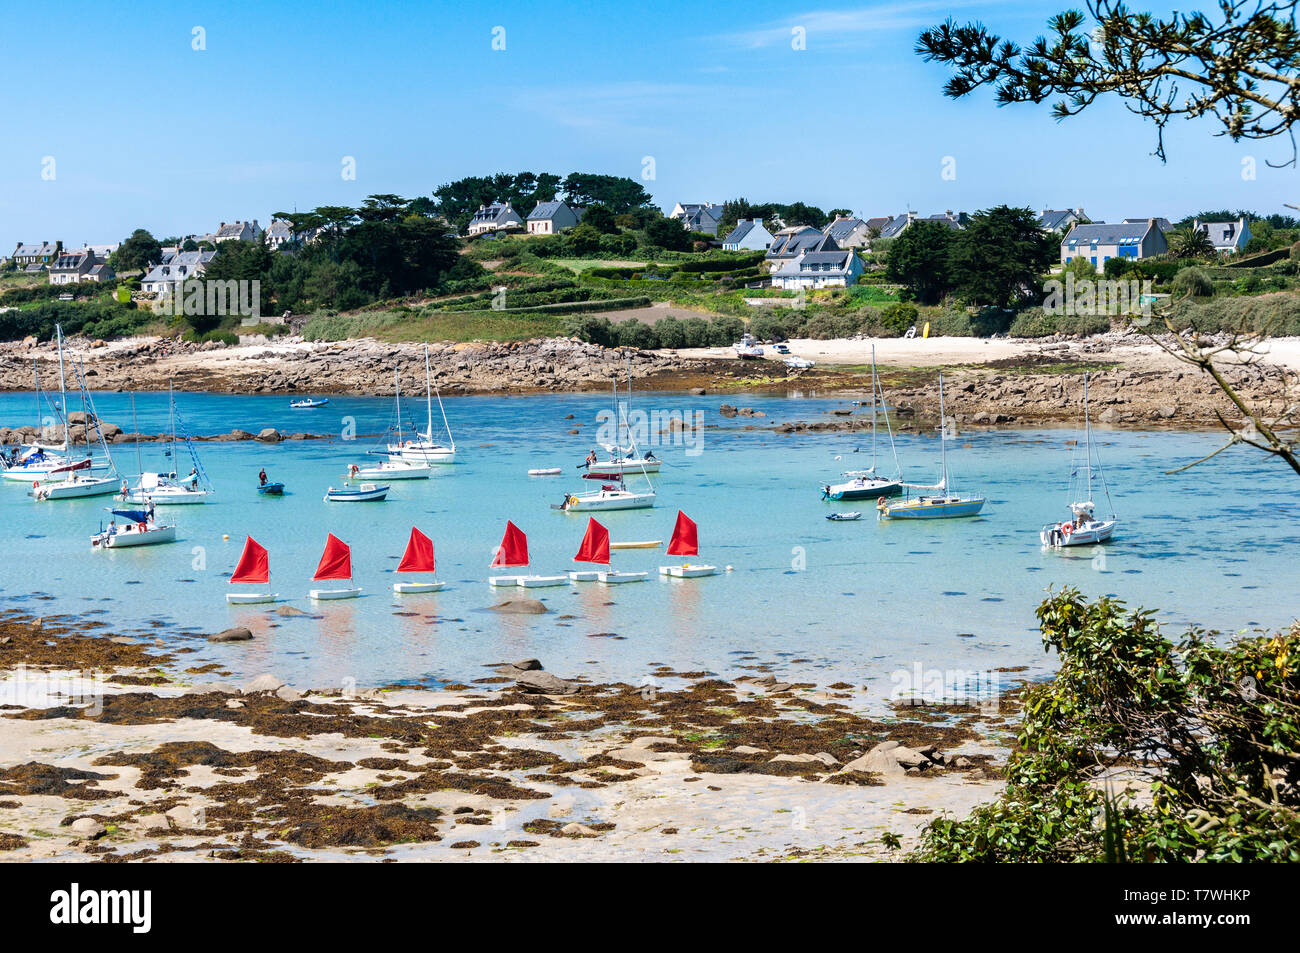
[0,609,1010,862]
[0,331,1296,431]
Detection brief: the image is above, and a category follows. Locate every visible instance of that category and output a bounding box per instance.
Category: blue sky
[2,0,1295,247]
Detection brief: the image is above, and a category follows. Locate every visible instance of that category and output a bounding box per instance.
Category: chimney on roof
[1148,217,1157,230]
[755,218,762,227]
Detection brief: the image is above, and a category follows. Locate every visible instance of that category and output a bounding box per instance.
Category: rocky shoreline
[2,332,1293,433]
[0,608,1013,862]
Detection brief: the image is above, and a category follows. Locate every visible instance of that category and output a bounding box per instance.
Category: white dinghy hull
[310,587,362,600]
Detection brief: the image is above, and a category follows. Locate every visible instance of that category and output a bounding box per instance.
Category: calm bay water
[1,388,1296,698]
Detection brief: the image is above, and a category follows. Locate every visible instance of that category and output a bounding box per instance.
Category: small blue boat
[290,398,329,409]
[257,482,285,496]
[324,483,389,502]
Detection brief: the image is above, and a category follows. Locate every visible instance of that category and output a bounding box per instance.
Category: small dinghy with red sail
[309,533,361,600]
[226,536,276,604]
[568,516,648,584]
[659,511,721,578]
[394,527,444,593]
[489,521,567,588]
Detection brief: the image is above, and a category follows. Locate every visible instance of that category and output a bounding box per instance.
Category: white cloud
[719,1,1012,50]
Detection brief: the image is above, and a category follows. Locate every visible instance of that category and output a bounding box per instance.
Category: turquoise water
[1,388,1296,698]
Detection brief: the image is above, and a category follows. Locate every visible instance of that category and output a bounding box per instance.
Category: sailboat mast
[870,344,879,471]
[424,345,433,441]
[55,325,69,448]
[938,372,948,490]
[1083,373,1094,502]
[394,369,402,444]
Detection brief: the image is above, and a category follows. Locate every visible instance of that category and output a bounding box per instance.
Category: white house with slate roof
[1037,209,1088,233]
[1061,219,1167,266]
[467,201,523,236]
[48,249,110,285]
[769,237,864,290]
[11,241,62,269]
[821,215,872,248]
[201,221,262,244]
[764,226,828,268]
[669,202,722,236]
[142,249,217,296]
[1193,217,1251,255]
[879,211,963,239]
[722,218,774,251]
[526,200,579,235]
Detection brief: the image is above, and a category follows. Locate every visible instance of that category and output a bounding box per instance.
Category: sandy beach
[0,610,1011,862]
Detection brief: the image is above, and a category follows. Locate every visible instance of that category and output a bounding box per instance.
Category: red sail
[313,533,352,581]
[397,527,435,574]
[230,536,269,585]
[491,520,528,568]
[666,511,699,556]
[574,517,610,565]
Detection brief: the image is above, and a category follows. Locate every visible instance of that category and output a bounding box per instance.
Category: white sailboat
[388,345,456,463]
[878,372,986,520]
[822,344,902,502]
[2,333,94,483]
[32,338,120,500]
[354,370,433,479]
[582,363,661,474]
[1041,374,1118,548]
[559,375,656,512]
[90,505,177,549]
[121,381,213,505]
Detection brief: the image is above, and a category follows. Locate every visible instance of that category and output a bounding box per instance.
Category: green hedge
[1008,309,1112,337]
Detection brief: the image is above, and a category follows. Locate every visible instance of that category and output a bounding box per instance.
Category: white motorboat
[388,345,457,464]
[226,536,276,604]
[309,533,362,600]
[91,508,177,549]
[529,467,562,476]
[1042,374,1119,549]
[658,511,720,578]
[325,483,389,502]
[733,332,764,359]
[879,373,985,521]
[289,397,329,409]
[393,527,445,593]
[348,459,431,481]
[784,356,815,369]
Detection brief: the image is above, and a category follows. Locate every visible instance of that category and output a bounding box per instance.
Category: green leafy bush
[916,588,1300,862]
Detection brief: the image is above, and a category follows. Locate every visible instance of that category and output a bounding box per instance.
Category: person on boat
[107,519,117,536]
[146,499,156,522]
[585,449,597,468]
[258,468,268,486]
[186,467,198,488]
[644,449,656,462]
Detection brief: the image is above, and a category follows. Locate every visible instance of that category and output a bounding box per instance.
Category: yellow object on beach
[922,322,930,339]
